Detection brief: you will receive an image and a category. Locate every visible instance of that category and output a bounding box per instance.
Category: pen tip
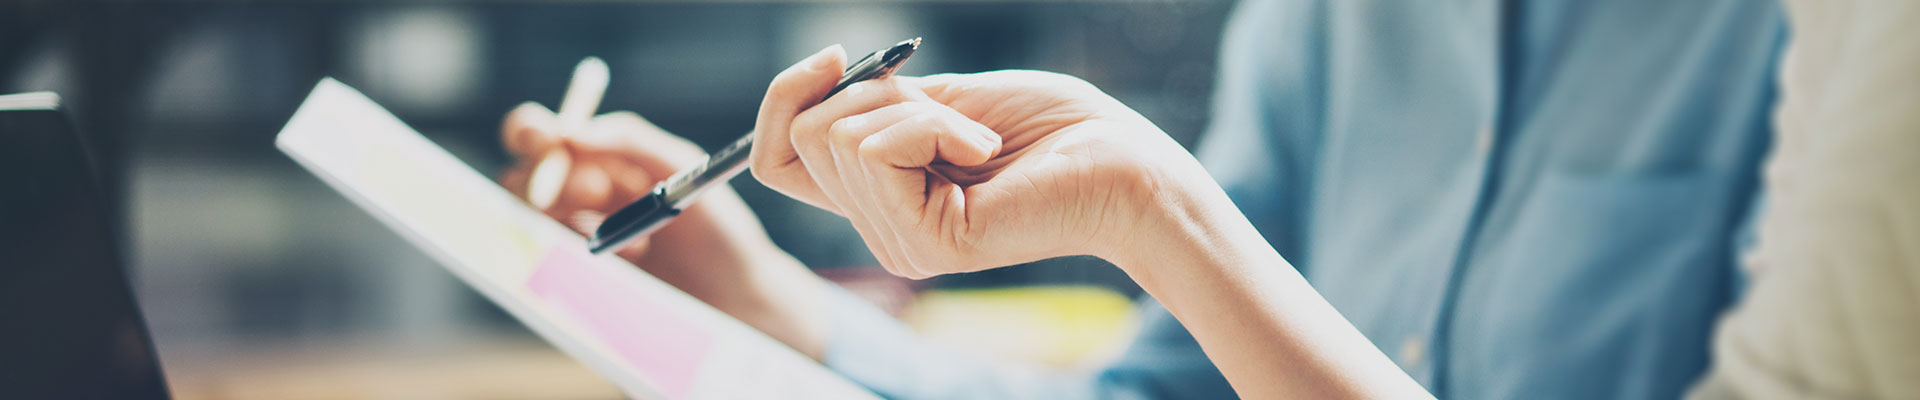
[909,37,923,48]
[585,238,607,254]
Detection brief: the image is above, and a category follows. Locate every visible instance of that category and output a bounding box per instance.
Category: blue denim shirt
[823,1,1785,398]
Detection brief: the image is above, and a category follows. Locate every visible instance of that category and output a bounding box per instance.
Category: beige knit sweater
[1689,2,1920,399]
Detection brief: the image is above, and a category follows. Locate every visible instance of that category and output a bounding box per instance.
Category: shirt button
[1399,336,1427,366]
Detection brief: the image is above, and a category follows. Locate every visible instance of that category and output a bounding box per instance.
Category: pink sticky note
[527,244,714,399]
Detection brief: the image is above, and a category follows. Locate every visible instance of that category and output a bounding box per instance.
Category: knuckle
[827,117,862,138]
[873,101,915,115]
[749,156,775,179]
[896,100,943,115]
[990,69,1100,93]
[854,137,889,162]
[828,118,870,149]
[885,78,923,99]
[750,151,796,186]
[846,80,911,102]
[750,156,796,185]
[841,80,879,98]
[790,115,833,152]
[838,80,872,97]
[905,113,951,137]
[792,110,830,139]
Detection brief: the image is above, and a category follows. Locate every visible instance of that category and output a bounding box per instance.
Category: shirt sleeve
[1688,2,1920,399]
[821,286,1234,399]
[1192,0,1320,272]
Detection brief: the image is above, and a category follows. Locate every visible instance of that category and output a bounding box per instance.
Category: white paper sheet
[275,78,877,400]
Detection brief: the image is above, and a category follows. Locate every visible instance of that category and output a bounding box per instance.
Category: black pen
[588,37,922,254]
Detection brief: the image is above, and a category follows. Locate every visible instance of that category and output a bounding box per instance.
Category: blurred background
[2,0,1232,398]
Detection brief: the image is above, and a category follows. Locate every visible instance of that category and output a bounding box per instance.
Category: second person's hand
[750,65,1222,280]
[748,58,1435,400]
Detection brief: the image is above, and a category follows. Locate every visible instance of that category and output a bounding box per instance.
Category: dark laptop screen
[0,98,170,399]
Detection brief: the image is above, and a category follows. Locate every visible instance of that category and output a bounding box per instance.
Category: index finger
[502,102,562,159]
[749,44,848,212]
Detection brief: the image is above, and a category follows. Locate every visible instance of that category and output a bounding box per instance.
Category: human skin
[749,45,1431,399]
[498,104,832,360]
[501,45,1431,398]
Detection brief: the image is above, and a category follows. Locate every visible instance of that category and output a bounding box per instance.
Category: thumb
[750,44,850,211]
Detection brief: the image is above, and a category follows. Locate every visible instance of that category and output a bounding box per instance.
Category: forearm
[1104,174,1430,399]
[734,248,834,360]
[639,191,836,360]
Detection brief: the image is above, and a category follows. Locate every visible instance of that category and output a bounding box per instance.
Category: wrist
[1096,156,1273,291]
[1098,187,1426,399]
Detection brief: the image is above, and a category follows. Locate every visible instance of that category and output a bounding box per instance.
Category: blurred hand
[750,59,1214,279]
[499,103,830,357]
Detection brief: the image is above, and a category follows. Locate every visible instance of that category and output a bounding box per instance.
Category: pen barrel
[657,133,755,209]
[589,188,683,254]
[653,37,920,208]
[590,38,921,255]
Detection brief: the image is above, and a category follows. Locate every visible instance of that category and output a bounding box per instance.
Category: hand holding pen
[498,44,868,359]
[499,59,707,244]
[500,39,1431,398]
[505,39,921,256]
[586,38,921,254]
[523,57,610,210]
